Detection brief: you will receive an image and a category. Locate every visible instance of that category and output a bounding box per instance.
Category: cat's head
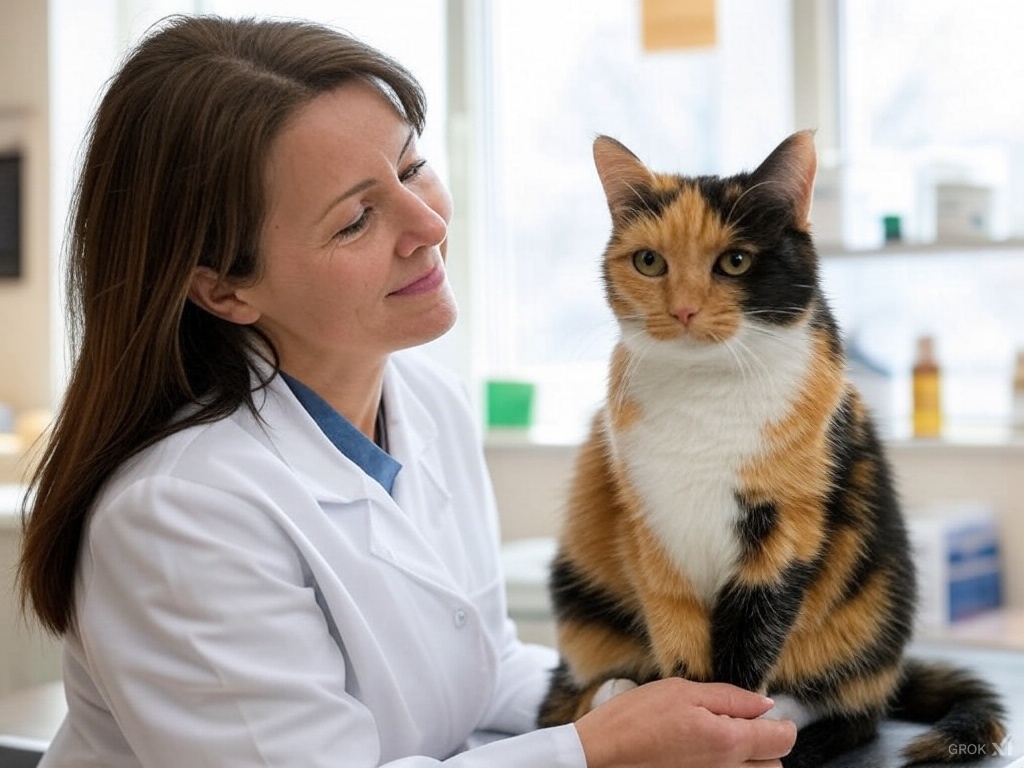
[594,131,824,348]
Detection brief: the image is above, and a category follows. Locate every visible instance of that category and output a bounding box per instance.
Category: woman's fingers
[743,716,798,761]
[575,677,798,768]
[687,681,777,719]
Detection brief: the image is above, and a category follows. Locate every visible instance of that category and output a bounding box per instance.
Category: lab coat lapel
[251,372,383,506]
[371,358,467,593]
[384,358,452,524]
[250,357,465,597]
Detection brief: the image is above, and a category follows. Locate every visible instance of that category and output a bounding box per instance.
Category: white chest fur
[609,321,813,603]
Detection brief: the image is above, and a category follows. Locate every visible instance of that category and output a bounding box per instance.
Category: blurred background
[7,0,1024,444]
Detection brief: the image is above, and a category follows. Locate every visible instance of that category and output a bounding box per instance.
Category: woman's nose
[395,185,451,258]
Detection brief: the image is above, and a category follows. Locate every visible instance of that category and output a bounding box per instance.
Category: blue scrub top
[280,371,401,496]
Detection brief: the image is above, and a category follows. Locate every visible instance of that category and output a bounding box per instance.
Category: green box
[486,380,535,429]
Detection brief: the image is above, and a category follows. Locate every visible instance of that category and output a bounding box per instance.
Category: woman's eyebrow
[397,129,414,163]
[315,129,417,225]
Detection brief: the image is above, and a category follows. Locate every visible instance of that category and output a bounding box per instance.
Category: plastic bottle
[912,336,942,439]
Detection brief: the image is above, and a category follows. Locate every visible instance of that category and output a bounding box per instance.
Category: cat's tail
[890,657,1007,764]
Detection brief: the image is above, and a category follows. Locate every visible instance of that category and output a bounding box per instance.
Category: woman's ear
[188,267,261,325]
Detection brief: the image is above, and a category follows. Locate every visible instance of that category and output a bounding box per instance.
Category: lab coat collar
[245,354,442,507]
[245,354,464,598]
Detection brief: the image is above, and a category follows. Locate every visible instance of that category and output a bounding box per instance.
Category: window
[475,0,793,440]
[54,1,1019,441]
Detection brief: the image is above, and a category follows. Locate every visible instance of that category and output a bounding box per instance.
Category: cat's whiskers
[723,335,775,399]
[612,328,658,415]
[742,307,808,322]
[718,334,756,387]
[740,324,810,362]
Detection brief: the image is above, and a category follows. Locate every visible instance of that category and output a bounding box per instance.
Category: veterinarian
[18,15,797,768]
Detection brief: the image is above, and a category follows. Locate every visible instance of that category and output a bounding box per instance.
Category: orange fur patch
[561,416,635,590]
[557,620,652,684]
[623,520,712,679]
[774,570,893,683]
[607,343,642,432]
[834,664,902,714]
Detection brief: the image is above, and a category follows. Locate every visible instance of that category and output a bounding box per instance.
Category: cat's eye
[632,250,667,277]
[716,250,753,277]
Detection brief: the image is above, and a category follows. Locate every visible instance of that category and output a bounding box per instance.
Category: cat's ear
[749,130,817,231]
[593,135,657,225]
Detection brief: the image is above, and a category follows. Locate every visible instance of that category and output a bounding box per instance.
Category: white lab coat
[40,351,586,767]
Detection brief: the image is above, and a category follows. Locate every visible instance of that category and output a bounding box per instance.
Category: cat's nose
[674,306,699,325]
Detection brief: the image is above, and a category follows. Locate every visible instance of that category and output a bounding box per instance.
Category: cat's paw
[589,678,638,710]
[759,694,822,730]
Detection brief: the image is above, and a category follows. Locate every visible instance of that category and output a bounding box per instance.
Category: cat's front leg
[538,664,647,726]
[759,694,824,730]
[710,561,814,692]
[590,677,640,707]
[538,552,655,726]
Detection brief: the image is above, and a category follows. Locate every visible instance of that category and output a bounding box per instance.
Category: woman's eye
[335,209,372,240]
[716,250,753,276]
[632,249,667,277]
[400,159,428,183]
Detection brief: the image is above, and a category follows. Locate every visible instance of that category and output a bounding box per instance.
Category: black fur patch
[614,182,681,226]
[735,495,778,555]
[784,713,881,768]
[548,553,648,644]
[710,563,814,691]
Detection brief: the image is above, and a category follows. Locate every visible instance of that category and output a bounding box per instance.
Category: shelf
[819,238,1024,258]
[916,609,1024,653]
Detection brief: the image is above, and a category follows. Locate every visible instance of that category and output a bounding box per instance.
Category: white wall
[0,515,62,698]
[0,0,50,413]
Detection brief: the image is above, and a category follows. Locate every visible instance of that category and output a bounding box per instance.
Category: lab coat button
[453,608,468,628]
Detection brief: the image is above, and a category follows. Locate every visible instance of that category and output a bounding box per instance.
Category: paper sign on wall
[641,0,717,51]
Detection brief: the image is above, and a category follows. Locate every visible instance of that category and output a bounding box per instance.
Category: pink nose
[675,306,699,325]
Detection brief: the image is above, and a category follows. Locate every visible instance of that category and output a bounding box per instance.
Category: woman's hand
[574,677,797,768]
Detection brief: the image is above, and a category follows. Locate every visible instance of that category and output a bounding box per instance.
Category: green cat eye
[716,250,753,277]
[632,249,667,277]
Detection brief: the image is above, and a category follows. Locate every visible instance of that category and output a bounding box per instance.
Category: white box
[935,183,993,241]
[907,502,1003,630]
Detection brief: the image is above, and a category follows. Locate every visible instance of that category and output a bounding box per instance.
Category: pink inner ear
[791,132,818,231]
[773,131,817,232]
[593,136,656,222]
[750,130,819,232]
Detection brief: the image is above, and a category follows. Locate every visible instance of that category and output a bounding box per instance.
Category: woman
[18,15,796,767]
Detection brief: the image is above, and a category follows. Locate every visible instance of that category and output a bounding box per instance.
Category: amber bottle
[912,336,942,438]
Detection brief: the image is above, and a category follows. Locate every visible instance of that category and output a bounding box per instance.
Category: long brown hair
[19,15,427,635]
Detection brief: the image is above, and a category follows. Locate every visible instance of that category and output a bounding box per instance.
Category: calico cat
[537,131,1006,767]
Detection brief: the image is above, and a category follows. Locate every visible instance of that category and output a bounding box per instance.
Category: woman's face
[237,80,456,377]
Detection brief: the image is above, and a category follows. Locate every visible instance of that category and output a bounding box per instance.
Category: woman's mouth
[388,264,445,297]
